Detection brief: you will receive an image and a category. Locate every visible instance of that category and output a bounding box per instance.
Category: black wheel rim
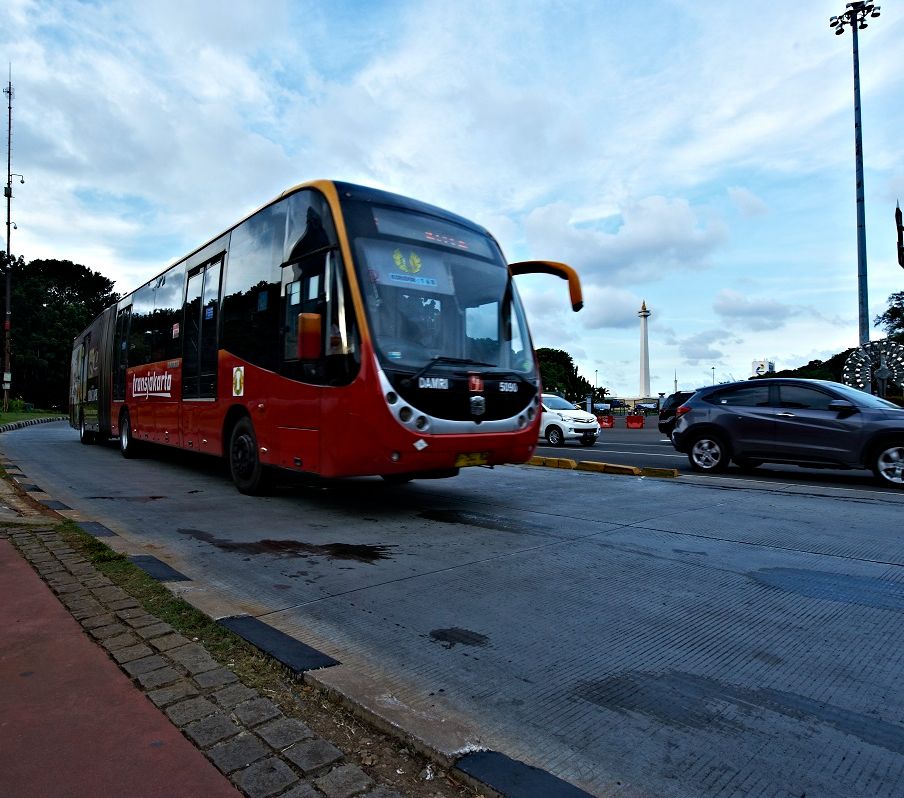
[232,433,256,480]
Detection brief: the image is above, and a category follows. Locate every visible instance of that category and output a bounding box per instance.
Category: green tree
[1,255,119,409]
[535,347,600,402]
[875,291,904,341]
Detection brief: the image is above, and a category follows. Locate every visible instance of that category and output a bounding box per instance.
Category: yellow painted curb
[530,458,676,478]
[641,467,680,478]
[576,461,607,473]
[602,463,643,476]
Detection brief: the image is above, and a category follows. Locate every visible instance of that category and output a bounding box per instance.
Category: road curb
[529,455,678,479]
[0,416,67,434]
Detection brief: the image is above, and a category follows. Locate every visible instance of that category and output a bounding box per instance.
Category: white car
[540,394,600,447]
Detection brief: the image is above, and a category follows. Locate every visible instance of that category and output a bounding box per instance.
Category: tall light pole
[830,2,881,347]
[3,74,17,413]
[896,201,903,270]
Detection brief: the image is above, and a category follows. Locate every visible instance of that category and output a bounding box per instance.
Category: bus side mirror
[508,260,583,312]
[297,313,322,360]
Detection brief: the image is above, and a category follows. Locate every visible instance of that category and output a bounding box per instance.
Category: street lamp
[830,2,881,347]
[896,201,903,270]
[711,366,715,385]
[3,73,21,413]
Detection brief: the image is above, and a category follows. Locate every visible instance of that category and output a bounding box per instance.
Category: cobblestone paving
[3,525,401,798]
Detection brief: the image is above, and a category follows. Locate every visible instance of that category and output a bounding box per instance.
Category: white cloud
[679,329,734,365]
[524,196,727,286]
[713,289,795,331]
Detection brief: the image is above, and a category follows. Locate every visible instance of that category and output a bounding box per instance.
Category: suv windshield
[822,381,902,410]
[343,200,535,376]
[544,395,577,411]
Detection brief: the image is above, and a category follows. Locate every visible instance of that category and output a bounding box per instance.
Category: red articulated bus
[69,180,582,493]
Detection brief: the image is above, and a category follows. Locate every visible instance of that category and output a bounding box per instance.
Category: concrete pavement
[0,469,395,798]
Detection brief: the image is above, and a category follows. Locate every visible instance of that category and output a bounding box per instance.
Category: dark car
[658,391,694,436]
[670,378,904,486]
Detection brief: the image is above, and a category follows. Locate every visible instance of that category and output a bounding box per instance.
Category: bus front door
[182,258,222,451]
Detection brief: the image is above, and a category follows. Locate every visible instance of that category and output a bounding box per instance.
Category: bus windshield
[347,203,535,375]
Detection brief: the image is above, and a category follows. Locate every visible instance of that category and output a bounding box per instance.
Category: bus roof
[121,179,493,301]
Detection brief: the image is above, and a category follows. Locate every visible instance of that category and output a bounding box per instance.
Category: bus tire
[79,412,95,445]
[229,417,271,495]
[119,409,140,458]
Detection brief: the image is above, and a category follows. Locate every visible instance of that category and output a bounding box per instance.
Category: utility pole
[830,2,881,347]
[896,201,903,270]
[3,74,14,413]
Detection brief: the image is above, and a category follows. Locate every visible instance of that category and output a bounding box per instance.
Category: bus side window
[279,191,360,386]
[113,306,131,401]
[282,260,325,382]
[221,202,286,374]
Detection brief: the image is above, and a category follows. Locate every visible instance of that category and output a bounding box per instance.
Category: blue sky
[3,0,903,397]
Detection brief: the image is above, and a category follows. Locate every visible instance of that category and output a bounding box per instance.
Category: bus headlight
[399,406,413,422]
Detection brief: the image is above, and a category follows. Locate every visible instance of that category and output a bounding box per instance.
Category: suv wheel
[545,426,564,446]
[688,433,729,473]
[872,441,904,487]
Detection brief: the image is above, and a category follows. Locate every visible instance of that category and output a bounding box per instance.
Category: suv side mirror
[828,399,857,415]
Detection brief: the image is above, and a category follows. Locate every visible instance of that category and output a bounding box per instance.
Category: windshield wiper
[404,356,495,386]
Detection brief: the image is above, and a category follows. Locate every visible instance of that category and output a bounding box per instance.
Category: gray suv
[671,378,904,486]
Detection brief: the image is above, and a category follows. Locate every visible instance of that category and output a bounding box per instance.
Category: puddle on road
[750,567,904,612]
[87,495,166,502]
[419,508,547,536]
[177,527,394,564]
[429,627,490,649]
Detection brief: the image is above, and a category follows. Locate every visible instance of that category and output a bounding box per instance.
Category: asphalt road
[4,421,904,798]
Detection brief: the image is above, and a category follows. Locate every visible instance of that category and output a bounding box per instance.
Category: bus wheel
[79,412,95,445]
[119,410,140,458]
[229,417,270,495]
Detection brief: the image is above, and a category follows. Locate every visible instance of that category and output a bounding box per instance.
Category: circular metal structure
[842,340,904,391]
